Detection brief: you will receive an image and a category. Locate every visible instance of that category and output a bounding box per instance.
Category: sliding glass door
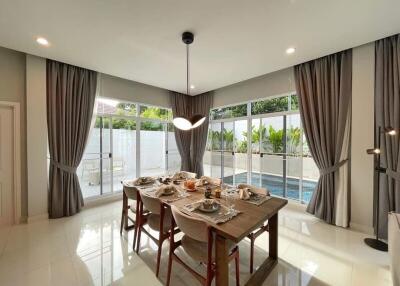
[206,94,318,204]
[78,99,179,200]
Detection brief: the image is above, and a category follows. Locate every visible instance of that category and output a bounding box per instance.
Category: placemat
[182,200,240,224]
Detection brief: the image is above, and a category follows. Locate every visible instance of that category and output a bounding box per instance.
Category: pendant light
[172,31,206,130]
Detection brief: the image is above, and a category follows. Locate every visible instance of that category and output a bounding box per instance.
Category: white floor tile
[0,200,392,286]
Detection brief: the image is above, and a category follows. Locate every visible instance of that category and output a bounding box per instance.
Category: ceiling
[0,0,399,95]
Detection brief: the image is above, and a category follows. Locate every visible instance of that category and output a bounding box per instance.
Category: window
[210,103,247,120]
[251,93,298,115]
[204,94,318,204]
[77,98,180,199]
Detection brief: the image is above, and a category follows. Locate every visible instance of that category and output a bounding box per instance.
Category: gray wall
[100,74,170,107]
[351,43,375,234]
[213,67,295,107]
[26,55,48,220]
[0,46,27,218]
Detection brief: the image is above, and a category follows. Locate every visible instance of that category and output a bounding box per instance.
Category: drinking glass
[225,189,235,213]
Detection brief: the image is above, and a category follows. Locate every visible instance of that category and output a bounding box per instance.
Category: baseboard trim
[27,213,49,223]
[83,192,122,209]
[350,222,374,235]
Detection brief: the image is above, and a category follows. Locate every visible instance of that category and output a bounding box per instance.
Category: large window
[77,98,180,199]
[204,94,318,204]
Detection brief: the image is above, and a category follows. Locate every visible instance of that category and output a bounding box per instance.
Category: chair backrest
[122,180,138,200]
[237,183,270,196]
[140,193,162,214]
[171,205,209,243]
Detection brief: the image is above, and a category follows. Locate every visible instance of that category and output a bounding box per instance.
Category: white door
[0,105,14,225]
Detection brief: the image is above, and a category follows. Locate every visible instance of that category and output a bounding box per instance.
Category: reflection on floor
[0,201,392,286]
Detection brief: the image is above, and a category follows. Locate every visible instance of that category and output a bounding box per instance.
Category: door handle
[109,153,112,159]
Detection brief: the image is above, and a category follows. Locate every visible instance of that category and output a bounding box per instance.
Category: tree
[223,128,234,150]
[267,125,284,153]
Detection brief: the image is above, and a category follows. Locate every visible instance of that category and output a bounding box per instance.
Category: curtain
[191,92,213,176]
[170,92,192,171]
[170,91,213,176]
[47,60,97,218]
[375,34,400,239]
[294,50,352,226]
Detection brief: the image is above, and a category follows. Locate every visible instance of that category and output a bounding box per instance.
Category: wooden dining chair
[238,183,270,273]
[167,206,240,286]
[120,180,146,250]
[136,193,179,277]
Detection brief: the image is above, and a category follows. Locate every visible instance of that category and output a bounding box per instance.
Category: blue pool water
[223,172,316,203]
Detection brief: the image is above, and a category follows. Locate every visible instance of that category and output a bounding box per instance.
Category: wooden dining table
[134,181,288,286]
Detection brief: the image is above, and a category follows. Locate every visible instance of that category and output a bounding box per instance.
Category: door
[0,106,14,225]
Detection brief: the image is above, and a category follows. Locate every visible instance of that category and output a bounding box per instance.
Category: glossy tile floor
[0,201,392,286]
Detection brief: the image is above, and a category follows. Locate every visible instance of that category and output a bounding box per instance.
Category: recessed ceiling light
[190,84,195,89]
[286,47,295,54]
[36,37,49,46]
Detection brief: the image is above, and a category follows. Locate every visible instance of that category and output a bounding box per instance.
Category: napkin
[196,176,221,187]
[239,188,251,200]
[237,184,270,196]
[172,172,190,180]
[155,185,176,197]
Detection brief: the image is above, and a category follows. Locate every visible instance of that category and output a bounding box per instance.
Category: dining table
[133,178,288,286]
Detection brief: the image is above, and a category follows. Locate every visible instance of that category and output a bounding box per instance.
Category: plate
[198,203,220,213]
[162,189,175,196]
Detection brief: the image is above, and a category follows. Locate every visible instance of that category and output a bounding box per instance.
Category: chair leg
[133,200,140,250]
[250,236,254,274]
[120,209,125,235]
[132,214,138,251]
[166,248,173,286]
[156,234,164,277]
[205,263,213,286]
[235,250,240,286]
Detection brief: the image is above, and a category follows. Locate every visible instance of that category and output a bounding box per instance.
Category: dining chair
[120,180,145,250]
[238,183,270,273]
[167,205,240,286]
[136,193,179,277]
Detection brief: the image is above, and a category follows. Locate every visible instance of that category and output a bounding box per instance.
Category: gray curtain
[294,50,352,224]
[170,91,213,176]
[191,92,213,176]
[375,34,400,238]
[47,60,97,218]
[170,92,192,171]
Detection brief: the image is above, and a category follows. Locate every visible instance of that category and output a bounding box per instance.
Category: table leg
[215,234,229,286]
[269,212,278,259]
[245,213,278,286]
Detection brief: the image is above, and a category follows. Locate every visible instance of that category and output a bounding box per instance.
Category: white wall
[26,55,48,220]
[351,43,375,234]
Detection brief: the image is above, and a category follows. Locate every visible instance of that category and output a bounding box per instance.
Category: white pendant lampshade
[190,114,206,128]
[172,117,192,130]
[172,32,206,131]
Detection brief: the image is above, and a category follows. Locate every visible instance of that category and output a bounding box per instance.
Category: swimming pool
[223,172,317,203]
